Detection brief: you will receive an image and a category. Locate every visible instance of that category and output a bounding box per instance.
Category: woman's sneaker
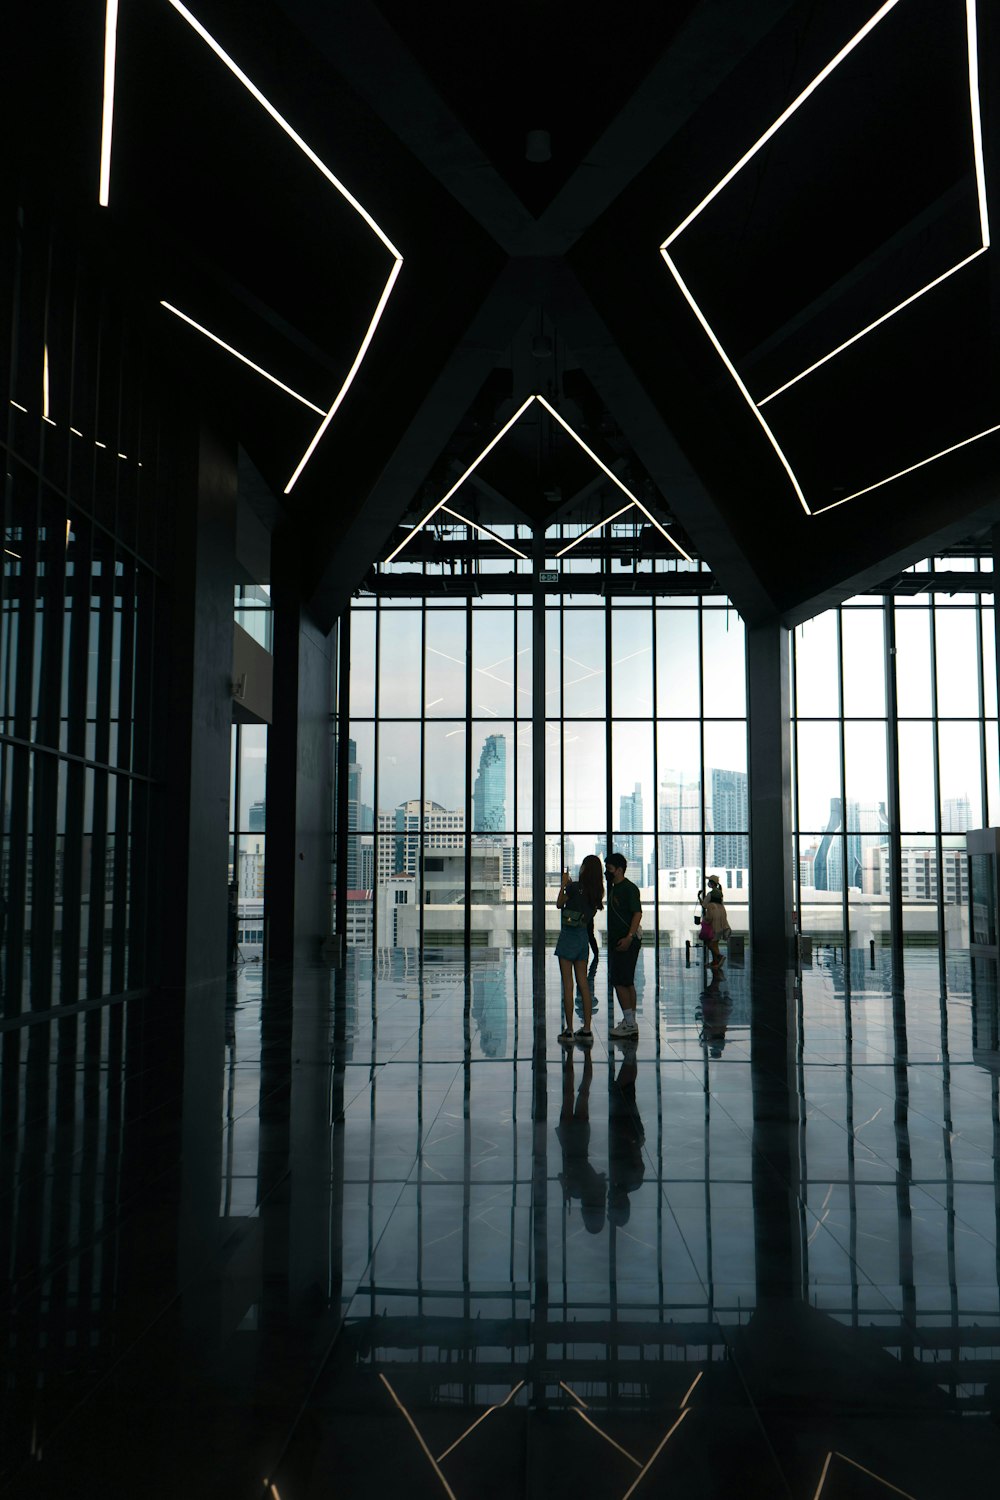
[558,1028,574,1045]
[573,1028,593,1046]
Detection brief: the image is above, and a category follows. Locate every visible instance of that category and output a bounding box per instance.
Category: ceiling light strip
[536,395,694,558]
[659,249,811,514]
[160,302,326,413]
[285,255,403,492]
[967,0,990,245]
[620,1410,691,1500]
[98,0,120,206]
[166,0,401,259]
[812,420,1000,510]
[758,246,989,405]
[439,505,529,558]
[661,0,903,248]
[383,395,537,563]
[555,501,635,557]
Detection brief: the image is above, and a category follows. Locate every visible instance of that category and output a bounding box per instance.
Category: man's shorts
[610,936,641,988]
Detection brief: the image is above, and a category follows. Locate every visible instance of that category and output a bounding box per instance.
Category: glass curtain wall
[345,539,533,947]
[793,556,998,952]
[1,206,163,1012]
[343,518,748,950]
[546,577,748,953]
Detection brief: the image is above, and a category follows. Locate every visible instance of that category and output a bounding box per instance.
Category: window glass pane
[841,609,885,716]
[656,721,701,874]
[703,722,747,838]
[377,721,421,819]
[844,721,887,829]
[347,722,375,835]
[656,607,700,716]
[349,608,376,717]
[545,722,561,832]
[379,610,422,717]
[894,607,931,716]
[982,609,996,717]
[986,721,1000,825]
[471,723,513,832]
[545,609,562,717]
[237,725,267,831]
[423,722,466,827]
[237,833,265,899]
[702,610,745,716]
[612,719,652,850]
[611,608,653,716]
[563,722,606,834]
[425,610,466,718]
[472,610,514,717]
[794,613,838,716]
[562,609,605,716]
[898,722,935,830]
[937,721,982,828]
[515,618,532,717]
[795,721,841,831]
[934,609,979,717]
[516,722,532,831]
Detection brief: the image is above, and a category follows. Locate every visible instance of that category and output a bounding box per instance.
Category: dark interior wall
[158,421,237,990]
[747,621,795,970]
[265,528,334,963]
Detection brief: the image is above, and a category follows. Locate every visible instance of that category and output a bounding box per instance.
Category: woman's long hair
[579,854,604,911]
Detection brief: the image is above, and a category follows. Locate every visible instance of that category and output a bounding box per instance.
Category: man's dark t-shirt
[608,878,641,944]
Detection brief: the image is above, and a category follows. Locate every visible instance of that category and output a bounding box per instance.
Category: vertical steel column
[531,528,546,1002]
[884,597,905,968]
[464,596,473,947]
[334,609,350,943]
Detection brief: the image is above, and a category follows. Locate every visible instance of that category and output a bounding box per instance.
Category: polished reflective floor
[3,946,1000,1497]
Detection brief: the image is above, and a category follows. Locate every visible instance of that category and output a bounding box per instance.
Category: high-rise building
[248,799,266,832]
[943,796,973,833]
[618,782,644,870]
[658,772,701,871]
[378,800,465,883]
[473,734,506,832]
[709,768,748,870]
[814,798,889,891]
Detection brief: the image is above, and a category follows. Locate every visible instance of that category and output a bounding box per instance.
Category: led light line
[812,419,1000,510]
[383,396,536,564]
[620,1409,691,1500]
[435,1380,524,1462]
[571,1408,641,1467]
[659,0,991,516]
[379,1374,458,1500]
[967,0,990,245]
[386,393,690,564]
[554,501,635,556]
[167,1,400,258]
[164,0,406,467]
[536,395,694,559]
[99,0,120,206]
[758,246,988,405]
[160,302,326,414]
[438,505,530,558]
[284,256,403,493]
[660,249,811,513]
[662,0,902,249]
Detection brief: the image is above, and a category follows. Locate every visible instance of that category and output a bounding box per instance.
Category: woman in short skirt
[556,855,604,1046]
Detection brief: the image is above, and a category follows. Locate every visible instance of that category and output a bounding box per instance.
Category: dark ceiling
[9,0,1000,629]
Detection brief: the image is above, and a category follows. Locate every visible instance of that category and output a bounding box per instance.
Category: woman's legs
[573,959,592,1030]
[559,957,575,1031]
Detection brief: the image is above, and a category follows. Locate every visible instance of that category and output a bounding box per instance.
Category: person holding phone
[555,855,604,1046]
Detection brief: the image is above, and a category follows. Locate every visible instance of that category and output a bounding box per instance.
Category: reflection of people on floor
[696,970,732,1057]
[557,1051,606,1234]
[607,1046,646,1227]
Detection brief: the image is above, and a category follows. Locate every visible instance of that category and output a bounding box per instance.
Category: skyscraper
[814,797,889,891]
[618,782,644,870]
[709,768,748,870]
[658,772,701,871]
[473,734,506,832]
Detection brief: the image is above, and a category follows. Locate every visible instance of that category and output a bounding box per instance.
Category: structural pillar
[747,619,795,972]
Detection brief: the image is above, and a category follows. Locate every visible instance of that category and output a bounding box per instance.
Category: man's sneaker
[574,1027,593,1047]
[609,1019,638,1040]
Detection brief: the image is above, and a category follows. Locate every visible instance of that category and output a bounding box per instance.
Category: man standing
[605,853,642,1041]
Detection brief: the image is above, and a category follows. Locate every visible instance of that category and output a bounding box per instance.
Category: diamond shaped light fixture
[383,395,692,565]
[99,0,403,495]
[659,0,992,515]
